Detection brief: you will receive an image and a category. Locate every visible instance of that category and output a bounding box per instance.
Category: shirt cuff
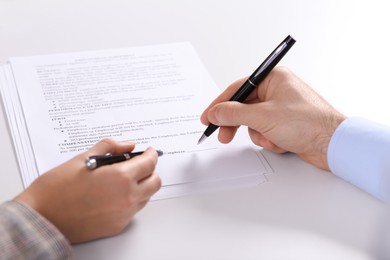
[0,200,73,259]
[328,117,390,200]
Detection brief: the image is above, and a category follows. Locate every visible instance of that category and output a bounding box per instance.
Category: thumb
[208,101,259,127]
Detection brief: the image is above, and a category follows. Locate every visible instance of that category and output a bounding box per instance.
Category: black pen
[197,35,296,144]
[85,150,163,170]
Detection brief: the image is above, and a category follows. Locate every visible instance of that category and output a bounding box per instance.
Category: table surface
[1,0,390,259]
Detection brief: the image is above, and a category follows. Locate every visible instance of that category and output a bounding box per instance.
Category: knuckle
[271,67,293,82]
[118,194,138,211]
[225,102,240,120]
[115,164,129,177]
[125,195,138,208]
[113,166,135,187]
[228,102,237,118]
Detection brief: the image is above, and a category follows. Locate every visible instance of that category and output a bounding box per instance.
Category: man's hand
[15,139,161,243]
[201,67,346,170]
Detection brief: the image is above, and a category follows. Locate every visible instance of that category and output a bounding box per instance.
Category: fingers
[93,146,159,207]
[201,67,294,127]
[201,67,293,126]
[138,173,162,200]
[218,126,238,144]
[208,101,261,127]
[121,147,158,181]
[93,146,158,183]
[201,77,250,125]
[86,138,135,156]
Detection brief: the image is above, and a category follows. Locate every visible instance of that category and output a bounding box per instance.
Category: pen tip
[197,134,207,145]
[156,150,163,156]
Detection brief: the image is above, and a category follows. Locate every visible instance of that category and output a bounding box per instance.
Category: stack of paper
[0,42,273,199]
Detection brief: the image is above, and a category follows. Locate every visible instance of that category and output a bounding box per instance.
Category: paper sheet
[0,42,272,199]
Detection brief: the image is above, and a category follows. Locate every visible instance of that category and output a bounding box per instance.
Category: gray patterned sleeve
[0,200,73,259]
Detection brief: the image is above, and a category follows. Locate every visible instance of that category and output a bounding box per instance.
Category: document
[0,42,272,199]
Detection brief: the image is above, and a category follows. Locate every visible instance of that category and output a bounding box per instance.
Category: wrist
[315,112,346,170]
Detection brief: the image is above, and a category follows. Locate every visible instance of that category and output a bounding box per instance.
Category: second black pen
[197,35,296,144]
[85,150,164,170]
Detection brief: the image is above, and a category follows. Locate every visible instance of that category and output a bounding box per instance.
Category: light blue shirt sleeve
[328,117,390,200]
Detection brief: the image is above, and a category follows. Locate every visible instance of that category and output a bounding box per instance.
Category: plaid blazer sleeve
[0,200,73,259]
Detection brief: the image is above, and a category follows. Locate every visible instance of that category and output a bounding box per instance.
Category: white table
[1,1,389,259]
